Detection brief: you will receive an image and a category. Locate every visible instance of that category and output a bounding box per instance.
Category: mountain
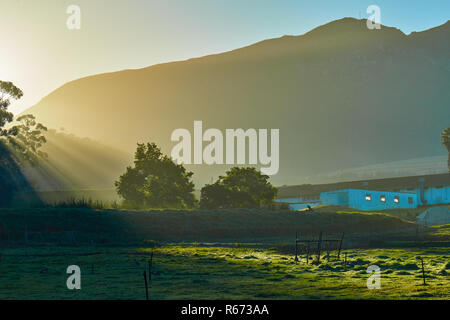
[299,155,448,184]
[24,18,450,187]
[22,129,131,191]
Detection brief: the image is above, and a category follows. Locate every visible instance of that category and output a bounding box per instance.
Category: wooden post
[337,232,345,260]
[326,241,330,262]
[419,257,426,285]
[295,232,299,262]
[306,243,310,264]
[143,271,149,300]
[344,252,347,270]
[317,232,322,263]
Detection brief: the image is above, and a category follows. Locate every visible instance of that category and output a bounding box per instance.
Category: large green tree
[200,167,278,209]
[115,143,197,209]
[442,127,450,172]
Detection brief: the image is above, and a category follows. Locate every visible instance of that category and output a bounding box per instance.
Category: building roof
[277,173,450,199]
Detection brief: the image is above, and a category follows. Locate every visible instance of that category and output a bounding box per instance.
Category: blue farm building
[276,173,450,211]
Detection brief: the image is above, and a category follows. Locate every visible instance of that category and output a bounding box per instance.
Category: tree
[115,143,197,209]
[0,81,46,206]
[0,81,23,136]
[442,127,450,172]
[6,114,48,164]
[0,80,47,164]
[199,181,233,209]
[200,167,278,209]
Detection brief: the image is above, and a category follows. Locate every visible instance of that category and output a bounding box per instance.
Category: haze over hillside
[300,155,448,184]
[24,18,450,187]
[22,130,131,191]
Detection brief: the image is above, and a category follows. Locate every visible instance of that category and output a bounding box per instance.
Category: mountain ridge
[26,17,449,98]
[23,18,450,187]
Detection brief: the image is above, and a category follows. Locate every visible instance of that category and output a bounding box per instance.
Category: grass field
[0,244,448,300]
[0,206,448,300]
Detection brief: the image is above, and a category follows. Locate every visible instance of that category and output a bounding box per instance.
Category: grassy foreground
[0,244,448,300]
[0,206,447,299]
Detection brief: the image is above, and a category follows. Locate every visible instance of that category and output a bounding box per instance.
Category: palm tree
[442,127,450,172]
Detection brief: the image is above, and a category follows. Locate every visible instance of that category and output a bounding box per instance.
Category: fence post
[326,240,330,262]
[143,271,149,300]
[418,257,426,286]
[317,232,322,263]
[337,232,345,260]
[306,243,310,264]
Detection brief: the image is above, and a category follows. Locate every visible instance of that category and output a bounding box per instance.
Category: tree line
[115,142,278,209]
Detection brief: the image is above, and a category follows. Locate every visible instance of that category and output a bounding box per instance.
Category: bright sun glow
[0,49,17,82]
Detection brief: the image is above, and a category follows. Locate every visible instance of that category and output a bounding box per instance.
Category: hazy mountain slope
[24,18,450,186]
[22,130,132,191]
[301,155,448,184]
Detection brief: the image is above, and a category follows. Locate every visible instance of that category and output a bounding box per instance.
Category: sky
[1,0,449,115]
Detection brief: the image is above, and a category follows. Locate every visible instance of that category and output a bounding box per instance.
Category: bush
[200,167,277,209]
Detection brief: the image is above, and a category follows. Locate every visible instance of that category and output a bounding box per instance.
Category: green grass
[49,197,119,210]
[0,244,448,300]
[429,224,450,237]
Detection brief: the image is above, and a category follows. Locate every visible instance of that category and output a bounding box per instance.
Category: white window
[380,195,386,202]
[365,194,372,201]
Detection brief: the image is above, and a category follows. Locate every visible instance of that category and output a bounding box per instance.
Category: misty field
[0,244,448,300]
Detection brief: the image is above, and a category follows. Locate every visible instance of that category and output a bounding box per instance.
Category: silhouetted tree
[200,167,277,209]
[115,143,197,209]
[199,181,233,209]
[0,80,23,136]
[0,81,47,206]
[6,114,48,164]
[0,80,47,164]
[442,127,450,172]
